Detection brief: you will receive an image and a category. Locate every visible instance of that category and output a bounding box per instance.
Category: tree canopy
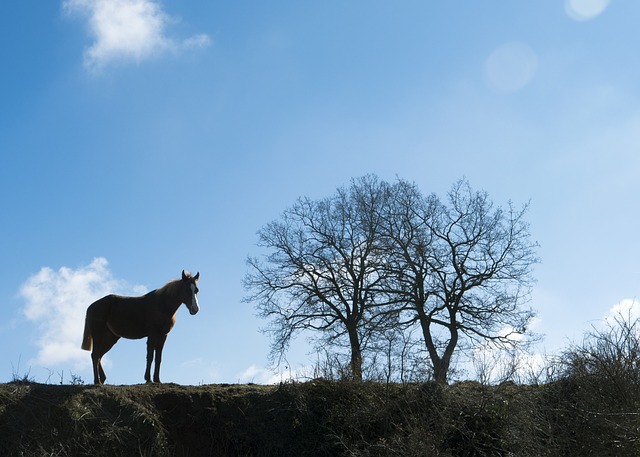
[244,175,539,383]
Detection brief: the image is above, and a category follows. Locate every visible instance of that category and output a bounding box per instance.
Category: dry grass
[0,379,637,456]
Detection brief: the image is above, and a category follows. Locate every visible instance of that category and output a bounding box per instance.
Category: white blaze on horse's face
[189,283,200,315]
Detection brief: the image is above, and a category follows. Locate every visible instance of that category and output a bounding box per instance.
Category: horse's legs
[91,351,102,385]
[153,334,168,383]
[90,353,110,385]
[98,360,106,383]
[91,328,120,385]
[145,337,154,383]
[145,333,168,383]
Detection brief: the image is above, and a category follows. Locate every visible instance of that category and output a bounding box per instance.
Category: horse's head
[181,270,200,315]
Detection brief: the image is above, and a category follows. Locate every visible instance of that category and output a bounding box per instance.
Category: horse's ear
[194,272,200,281]
[182,270,187,281]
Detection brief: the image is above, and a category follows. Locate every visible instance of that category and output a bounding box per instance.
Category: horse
[81,270,200,385]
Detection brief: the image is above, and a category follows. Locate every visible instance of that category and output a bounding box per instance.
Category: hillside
[1,378,638,456]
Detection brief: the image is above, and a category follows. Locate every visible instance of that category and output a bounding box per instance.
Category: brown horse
[81,270,200,385]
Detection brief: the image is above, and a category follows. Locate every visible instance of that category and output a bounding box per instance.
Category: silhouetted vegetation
[245,176,539,383]
[542,311,640,456]
[2,312,639,457]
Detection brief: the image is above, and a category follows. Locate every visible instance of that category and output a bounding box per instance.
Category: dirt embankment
[0,379,637,456]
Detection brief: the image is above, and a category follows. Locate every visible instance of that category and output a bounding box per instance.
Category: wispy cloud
[237,364,314,384]
[63,0,211,71]
[237,365,284,384]
[19,258,145,369]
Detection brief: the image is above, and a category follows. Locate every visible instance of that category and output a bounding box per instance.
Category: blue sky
[1,0,638,385]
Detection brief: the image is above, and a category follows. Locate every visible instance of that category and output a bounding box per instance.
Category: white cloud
[237,365,282,384]
[237,364,315,384]
[605,298,640,326]
[63,0,211,71]
[183,33,212,50]
[19,258,144,369]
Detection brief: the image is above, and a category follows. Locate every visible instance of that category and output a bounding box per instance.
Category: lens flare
[565,0,611,21]
[484,42,538,94]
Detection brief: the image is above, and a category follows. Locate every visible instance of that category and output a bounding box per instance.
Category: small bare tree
[244,176,391,380]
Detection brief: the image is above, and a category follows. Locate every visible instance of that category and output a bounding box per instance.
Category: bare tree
[245,176,539,384]
[244,176,391,380]
[384,179,539,383]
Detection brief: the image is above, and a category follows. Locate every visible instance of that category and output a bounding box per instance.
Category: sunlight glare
[484,42,538,94]
[565,0,612,21]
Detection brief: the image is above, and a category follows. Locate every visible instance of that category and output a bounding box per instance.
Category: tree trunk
[347,326,363,381]
[432,336,457,384]
[419,313,458,384]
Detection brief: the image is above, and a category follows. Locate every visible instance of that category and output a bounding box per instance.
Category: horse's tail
[81,315,92,351]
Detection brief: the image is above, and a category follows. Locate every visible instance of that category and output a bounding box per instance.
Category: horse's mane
[155,272,195,298]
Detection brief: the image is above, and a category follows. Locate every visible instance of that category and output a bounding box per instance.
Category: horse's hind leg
[97,358,106,384]
[91,329,120,384]
[91,352,103,385]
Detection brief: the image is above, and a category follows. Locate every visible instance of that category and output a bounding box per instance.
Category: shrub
[546,311,640,456]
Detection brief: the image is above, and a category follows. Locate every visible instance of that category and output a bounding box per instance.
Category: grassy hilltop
[0,377,638,457]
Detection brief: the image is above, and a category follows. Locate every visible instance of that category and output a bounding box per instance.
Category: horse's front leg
[152,334,168,383]
[145,337,154,383]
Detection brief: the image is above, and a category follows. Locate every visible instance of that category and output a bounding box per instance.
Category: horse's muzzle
[189,298,200,315]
